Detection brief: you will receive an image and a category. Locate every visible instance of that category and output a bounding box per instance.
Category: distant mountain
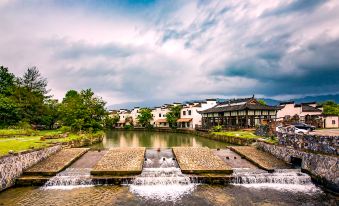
[263,94,339,106]
[107,94,339,110]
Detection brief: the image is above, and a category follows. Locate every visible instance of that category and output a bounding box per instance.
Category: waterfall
[129,149,196,201]
[232,169,321,192]
[41,168,93,190]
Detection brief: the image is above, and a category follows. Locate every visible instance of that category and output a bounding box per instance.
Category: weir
[129,149,196,201]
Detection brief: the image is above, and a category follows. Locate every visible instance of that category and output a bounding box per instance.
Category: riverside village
[0,1,339,206]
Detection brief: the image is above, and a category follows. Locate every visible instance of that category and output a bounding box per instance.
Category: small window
[332,120,336,125]
[159,114,161,117]
[188,110,191,115]
[183,111,186,115]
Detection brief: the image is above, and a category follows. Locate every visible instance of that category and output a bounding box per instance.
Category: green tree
[321,101,339,115]
[166,105,182,128]
[0,66,16,96]
[103,115,120,128]
[0,66,20,127]
[58,89,108,131]
[257,99,267,105]
[41,99,60,129]
[137,108,153,127]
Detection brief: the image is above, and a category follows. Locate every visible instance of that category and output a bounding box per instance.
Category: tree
[103,115,120,128]
[257,99,267,105]
[166,105,182,128]
[0,66,16,96]
[13,67,50,125]
[321,101,339,116]
[41,99,60,129]
[58,89,108,131]
[137,108,153,127]
[0,66,20,127]
[19,66,48,95]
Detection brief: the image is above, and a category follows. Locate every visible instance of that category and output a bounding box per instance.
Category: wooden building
[199,97,277,129]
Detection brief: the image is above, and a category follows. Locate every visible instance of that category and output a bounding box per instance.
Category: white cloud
[0,0,338,106]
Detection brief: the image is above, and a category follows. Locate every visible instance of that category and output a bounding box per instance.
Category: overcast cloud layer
[1,0,339,106]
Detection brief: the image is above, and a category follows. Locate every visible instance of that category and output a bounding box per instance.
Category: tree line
[0,66,108,131]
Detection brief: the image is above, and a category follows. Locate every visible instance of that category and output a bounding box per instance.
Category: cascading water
[232,168,321,192]
[129,149,196,201]
[41,168,93,190]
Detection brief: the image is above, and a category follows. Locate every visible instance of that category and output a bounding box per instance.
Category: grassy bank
[212,131,260,139]
[0,129,104,157]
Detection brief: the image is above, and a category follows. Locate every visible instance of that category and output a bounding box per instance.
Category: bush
[145,124,154,130]
[59,126,71,133]
[17,121,32,129]
[123,124,134,130]
[212,125,222,132]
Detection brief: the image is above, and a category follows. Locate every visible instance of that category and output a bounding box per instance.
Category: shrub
[212,125,222,132]
[123,124,134,130]
[59,126,71,133]
[17,121,32,129]
[145,124,154,130]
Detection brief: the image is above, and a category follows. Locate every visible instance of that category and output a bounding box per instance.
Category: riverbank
[0,129,105,157]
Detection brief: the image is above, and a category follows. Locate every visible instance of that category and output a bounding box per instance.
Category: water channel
[0,131,337,205]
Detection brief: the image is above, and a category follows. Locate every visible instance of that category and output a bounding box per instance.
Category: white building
[323,115,339,128]
[151,105,170,127]
[178,99,217,129]
[116,109,131,127]
[130,107,140,126]
[277,101,323,122]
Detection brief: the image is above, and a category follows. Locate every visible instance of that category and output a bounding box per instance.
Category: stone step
[173,147,233,174]
[24,148,90,176]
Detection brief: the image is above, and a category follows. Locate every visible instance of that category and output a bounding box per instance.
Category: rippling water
[0,185,337,206]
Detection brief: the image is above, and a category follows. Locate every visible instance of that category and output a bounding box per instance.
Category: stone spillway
[91,147,146,176]
[173,147,233,174]
[24,148,90,176]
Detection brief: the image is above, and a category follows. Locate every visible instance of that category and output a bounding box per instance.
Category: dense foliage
[166,105,182,128]
[0,66,108,131]
[137,108,153,127]
[321,101,339,116]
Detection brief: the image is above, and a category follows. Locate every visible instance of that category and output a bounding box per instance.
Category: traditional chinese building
[199,97,277,129]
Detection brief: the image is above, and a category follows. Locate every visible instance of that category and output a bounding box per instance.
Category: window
[188,110,191,115]
[332,120,336,125]
[183,111,186,115]
[159,114,161,117]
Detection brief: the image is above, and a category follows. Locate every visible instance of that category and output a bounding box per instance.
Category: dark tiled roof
[218,97,252,105]
[302,105,322,112]
[199,100,277,114]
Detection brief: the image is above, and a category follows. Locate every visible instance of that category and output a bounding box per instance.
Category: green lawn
[0,129,104,156]
[212,131,260,139]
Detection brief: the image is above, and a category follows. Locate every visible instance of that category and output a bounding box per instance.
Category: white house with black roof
[199,96,277,129]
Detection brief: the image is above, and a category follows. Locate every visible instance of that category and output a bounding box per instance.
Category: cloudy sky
[1,0,339,107]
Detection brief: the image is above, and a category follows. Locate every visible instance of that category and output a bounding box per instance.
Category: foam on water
[129,149,197,202]
[41,168,93,190]
[232,168,322,193]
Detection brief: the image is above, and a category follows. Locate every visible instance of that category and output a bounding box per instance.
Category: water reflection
[94,130,230,149]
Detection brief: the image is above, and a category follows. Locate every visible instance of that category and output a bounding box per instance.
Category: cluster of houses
[109,96,339,129]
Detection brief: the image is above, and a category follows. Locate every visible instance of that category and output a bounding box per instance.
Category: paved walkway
[229,146,289,171]
[311,129,339,136]
[24,148,89,176]
[173,147,232,174]
[91,147,145,176]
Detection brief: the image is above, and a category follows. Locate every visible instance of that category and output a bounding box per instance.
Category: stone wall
[257,141,339,192]
[277,132,338,155]
[0,145,61,191]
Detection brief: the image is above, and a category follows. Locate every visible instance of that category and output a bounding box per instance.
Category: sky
[1,0,339,108]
